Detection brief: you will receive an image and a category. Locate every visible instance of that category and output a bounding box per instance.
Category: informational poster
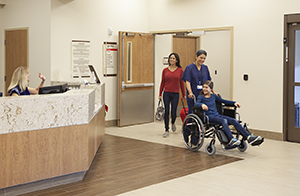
[103,42,117,76]
[71,40,91,80]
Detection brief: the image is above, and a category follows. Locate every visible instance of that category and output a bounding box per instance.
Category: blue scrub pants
[208,114,250,140]
[163,92,179,132]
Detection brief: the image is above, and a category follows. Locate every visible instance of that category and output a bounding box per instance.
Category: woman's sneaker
[247,135,261,145]
[228,138,241,146]
[163,131,169,138]
[172,124,176,132]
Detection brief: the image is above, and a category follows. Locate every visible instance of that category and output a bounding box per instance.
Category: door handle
[122,82,154,91]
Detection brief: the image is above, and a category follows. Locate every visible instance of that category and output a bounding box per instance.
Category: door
[5,29,28,96]
[118,31,154,126]
[173,36,198,111]
[287,22,300,142]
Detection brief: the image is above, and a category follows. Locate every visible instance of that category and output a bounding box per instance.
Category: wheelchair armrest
[191,106,205,122]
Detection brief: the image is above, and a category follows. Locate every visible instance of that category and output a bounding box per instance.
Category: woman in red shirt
[159,53,186,138]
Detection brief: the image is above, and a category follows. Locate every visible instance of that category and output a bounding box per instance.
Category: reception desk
[0,83,105,194]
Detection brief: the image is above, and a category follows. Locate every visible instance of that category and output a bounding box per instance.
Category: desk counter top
[0,85,103,135]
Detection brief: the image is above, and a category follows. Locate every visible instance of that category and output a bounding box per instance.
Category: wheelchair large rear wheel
[182,113,205,152]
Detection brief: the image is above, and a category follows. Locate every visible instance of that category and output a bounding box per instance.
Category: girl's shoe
[228,138,241,146]
[247,135,262,145]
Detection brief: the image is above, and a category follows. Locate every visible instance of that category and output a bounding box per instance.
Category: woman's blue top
[181,63,211,96]
[9,85,30,96]
[194,94,235,116]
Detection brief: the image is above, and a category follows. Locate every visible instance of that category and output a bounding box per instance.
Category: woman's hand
[39,73,46,83]
[158,96,162,100]
[202,104,208,111]
[188,93,194,99]
[234,102,241,108]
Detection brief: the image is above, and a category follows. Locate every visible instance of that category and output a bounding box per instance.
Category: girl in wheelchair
[194,80,263,149]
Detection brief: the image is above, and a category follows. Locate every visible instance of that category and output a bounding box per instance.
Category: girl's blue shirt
[194,94,235,116]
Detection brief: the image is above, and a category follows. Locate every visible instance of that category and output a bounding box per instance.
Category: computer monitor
[89,65,101,84]
[38,83,68,94]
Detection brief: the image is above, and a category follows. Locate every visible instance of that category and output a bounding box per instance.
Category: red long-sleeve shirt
[159,67,186,96]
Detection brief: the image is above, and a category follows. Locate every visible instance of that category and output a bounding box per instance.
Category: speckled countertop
[0,83,105,134]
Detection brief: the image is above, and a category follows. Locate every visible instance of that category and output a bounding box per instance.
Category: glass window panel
[294,86,300,127]
[127,42,132,82]
[295,30,300,82]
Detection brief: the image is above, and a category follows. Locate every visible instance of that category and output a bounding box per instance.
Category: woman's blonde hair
[7,66,29,93]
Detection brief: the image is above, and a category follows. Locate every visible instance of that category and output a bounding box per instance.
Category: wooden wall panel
[60,124,89,175]
[0,132,30,187]
[88,106,105,165]
[29,128,60,181]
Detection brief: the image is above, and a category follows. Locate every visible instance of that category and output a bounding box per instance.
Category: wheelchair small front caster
[237,140,248,152]
[205,143,216,156]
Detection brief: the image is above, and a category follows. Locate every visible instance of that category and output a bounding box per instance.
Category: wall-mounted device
[243,74,248,81]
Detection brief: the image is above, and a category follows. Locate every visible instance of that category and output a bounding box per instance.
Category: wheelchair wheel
[182,113,205,152]
[205,143,216,156]
[237,140,248,152]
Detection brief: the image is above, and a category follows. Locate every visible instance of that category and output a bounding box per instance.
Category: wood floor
[20,134,242,196]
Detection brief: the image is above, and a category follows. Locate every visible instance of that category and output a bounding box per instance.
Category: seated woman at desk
[7,66,46,96]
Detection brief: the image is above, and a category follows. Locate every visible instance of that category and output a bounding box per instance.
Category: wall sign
[71,40,91,81]
[103,42,117,76]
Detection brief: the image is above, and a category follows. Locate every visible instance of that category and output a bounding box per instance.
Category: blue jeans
[163,92,179,132]
[208,114,250,140]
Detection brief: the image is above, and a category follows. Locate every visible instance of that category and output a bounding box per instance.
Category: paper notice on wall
[103,42,117,76]
[72,40,91,79]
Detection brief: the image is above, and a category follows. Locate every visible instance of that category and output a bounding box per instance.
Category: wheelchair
[182,100,253,156]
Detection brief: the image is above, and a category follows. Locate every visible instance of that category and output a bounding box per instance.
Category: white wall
[200,30,231,99]
[51,0,149,121]
[154,34,172,115]
[148,0,300,133]
[0,0,51,93]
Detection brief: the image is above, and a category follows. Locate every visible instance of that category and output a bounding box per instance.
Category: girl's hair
[7,66,29,93]
[200,80,216,95]
[168,53,181,68]
[196,49,207,57]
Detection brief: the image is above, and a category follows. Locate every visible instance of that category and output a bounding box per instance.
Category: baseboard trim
[0,171,86,196]
[105,119,118,127]
[248,129,283,141]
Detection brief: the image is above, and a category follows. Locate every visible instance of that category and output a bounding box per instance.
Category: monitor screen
[39,83,68,94]
[89,65,101,84]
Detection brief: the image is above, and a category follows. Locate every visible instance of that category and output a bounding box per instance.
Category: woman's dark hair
[196,49,207,57]
[200,80,215,95]
[168,53,181,68]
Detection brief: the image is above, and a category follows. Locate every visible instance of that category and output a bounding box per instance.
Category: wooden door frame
[4,27,29,96]
[151,26,234,100]
[283,14,300,141]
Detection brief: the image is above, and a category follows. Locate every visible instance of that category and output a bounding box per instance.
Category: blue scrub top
[9,85,30,96]
[182,63,211,96]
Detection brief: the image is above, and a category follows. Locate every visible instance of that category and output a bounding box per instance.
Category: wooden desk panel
[0,106,105,189]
